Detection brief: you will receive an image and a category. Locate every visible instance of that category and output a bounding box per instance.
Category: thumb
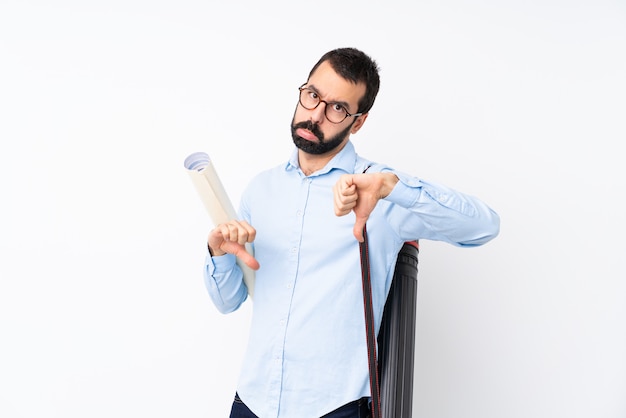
[224,241,260,270]
[353,217,367,242]
[236,248,260,271]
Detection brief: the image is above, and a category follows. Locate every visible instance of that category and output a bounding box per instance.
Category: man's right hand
[207,220,260,270]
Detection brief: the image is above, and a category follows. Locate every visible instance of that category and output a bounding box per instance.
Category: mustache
[293,120,324,141]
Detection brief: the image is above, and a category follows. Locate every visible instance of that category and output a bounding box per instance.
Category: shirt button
[286,282,293,289]
[290,247,297,253]
[296,210,303,217]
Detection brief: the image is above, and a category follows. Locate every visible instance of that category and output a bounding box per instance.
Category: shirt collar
[286,141,357,176]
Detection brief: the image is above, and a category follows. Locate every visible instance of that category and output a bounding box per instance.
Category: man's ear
[350,113,369,134]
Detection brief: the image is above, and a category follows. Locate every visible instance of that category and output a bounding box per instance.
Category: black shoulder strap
[359,225,382,418]
[358,164,382,418]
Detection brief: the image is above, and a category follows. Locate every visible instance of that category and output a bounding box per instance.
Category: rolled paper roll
[184,152,256,297]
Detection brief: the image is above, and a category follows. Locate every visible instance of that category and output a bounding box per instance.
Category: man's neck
[298,154,329,176]
[297,141,347,176]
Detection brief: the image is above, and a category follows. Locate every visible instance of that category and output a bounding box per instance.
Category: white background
[1,1,624,417]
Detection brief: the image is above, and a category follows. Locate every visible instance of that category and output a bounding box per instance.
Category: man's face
[291,61,367,155]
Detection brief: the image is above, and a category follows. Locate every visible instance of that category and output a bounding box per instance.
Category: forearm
[385,170,500,246]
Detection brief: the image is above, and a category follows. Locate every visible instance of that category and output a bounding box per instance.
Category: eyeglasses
[298,84,363,124]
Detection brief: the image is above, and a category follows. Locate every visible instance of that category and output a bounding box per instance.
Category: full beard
[291,119,354,155]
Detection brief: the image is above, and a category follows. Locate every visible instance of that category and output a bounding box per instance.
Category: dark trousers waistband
[321,397,370,417]
[230,393,370,418]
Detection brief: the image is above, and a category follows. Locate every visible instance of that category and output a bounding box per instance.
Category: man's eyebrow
[306,84,352,111]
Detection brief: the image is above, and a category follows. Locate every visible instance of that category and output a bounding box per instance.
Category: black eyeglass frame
[298,84,364,124]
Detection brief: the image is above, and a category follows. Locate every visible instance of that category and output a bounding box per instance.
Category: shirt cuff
[204,251,237,275]
[383,169,422,207]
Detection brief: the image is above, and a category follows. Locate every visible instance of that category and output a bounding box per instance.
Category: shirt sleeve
[203,251,249,313]
[383,169,500,247]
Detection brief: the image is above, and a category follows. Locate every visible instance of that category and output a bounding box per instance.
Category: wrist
[381,173,399,198]
[207,244,226,257]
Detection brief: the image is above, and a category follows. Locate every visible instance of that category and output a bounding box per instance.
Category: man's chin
[293,137,324,154]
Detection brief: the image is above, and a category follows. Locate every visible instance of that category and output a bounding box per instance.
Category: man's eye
[330,103,345,113]
[309,91,319,99]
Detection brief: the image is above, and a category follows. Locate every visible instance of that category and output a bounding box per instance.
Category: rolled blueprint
[184,151,256,297]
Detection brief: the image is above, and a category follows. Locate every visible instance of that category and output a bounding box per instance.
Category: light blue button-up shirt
[204,141,499,418]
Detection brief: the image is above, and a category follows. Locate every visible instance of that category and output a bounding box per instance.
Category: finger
[231,222,253,246]
[209,220,256,255]
[334,193,356,216]
[240,221,257,243]
[335,175,356,198]
[339,174,354,190]
[226,223,240,244]
[222,220,256,246]
[207,224,229,252]
[334,182,357,216]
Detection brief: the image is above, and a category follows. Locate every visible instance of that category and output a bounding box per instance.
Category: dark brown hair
[308,48,380,114]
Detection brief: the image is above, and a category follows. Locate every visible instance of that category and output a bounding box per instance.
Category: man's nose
[310,101,327,124]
